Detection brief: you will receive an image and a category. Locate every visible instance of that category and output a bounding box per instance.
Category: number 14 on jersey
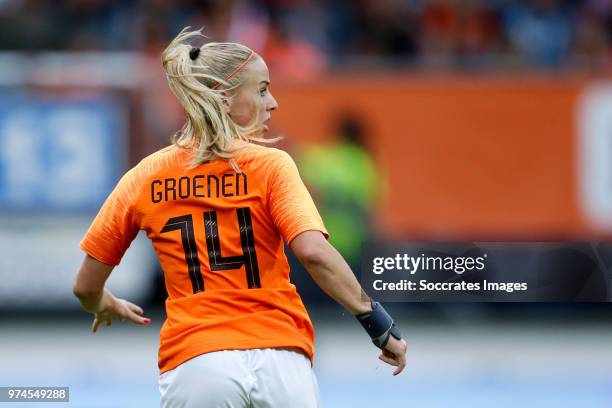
[161,208,261,293]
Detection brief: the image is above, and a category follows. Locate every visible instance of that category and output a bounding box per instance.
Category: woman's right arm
[290,230,407,375]
[265,150,406,374]
[291,231,370,315]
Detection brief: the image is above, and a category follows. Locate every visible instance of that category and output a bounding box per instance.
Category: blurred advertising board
[270,76,612,238]
[578,83,612,232]
[0,96,156,309]
[0,97,124,212]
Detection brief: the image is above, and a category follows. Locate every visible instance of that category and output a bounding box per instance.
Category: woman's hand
[73,255,151,332]
[379,336,407,376]
[92,295,150,333]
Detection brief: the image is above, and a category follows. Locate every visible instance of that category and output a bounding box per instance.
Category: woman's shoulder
[131,143,294,177]
[123,144,188,182]
[234,144,299,179]
[137,144,190,168]
[235,142,293,164]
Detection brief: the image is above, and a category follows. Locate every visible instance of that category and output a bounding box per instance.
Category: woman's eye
[259,88,267,96]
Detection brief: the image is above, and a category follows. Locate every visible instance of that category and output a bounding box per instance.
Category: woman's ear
[219,90,231,114]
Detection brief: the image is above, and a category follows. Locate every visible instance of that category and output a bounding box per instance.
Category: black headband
[189,47,200,61]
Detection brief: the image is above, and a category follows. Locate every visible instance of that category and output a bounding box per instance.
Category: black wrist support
[355,301,402,349]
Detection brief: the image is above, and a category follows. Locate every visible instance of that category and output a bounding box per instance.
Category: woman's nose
[268,94,278,111]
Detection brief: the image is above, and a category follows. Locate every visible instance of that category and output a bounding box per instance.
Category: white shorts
[159,348,319,408]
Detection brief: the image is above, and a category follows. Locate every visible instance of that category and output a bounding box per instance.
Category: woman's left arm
[73,254,150,332]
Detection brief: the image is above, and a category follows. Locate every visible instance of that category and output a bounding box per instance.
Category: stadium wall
[268,75,610,239]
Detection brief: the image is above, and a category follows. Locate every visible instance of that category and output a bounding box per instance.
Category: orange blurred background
[251,75,595,239]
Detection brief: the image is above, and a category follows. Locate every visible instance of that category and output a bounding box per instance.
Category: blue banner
[0,97,125,212]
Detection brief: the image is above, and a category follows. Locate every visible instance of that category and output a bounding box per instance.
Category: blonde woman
[73,28,406,407]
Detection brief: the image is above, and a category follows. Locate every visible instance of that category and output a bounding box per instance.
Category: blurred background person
[502,0,574,68]
[298,113,379,272]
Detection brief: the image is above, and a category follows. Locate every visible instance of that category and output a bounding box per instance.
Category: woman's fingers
[379,344,407,375]
[379,353,407,376]
[92,315,110,332]
[392,353,406,376]
[124,301,150,324]
[91,300,150,333]
[381,338,407,376]
[379,353,399,366]
[124,309,151,325]
[92,312,112,333]
[126,301,144,316]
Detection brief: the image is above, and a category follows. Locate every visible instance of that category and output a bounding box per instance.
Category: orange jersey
[80,143,328,374]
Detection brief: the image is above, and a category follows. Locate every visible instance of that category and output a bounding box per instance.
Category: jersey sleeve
[80,169,141,266]
[267,149,329,244]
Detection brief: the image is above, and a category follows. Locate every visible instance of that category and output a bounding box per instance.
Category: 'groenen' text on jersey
[151,173,248,203]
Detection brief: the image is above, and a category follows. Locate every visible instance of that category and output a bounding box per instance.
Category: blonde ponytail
[161,27,263,166]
